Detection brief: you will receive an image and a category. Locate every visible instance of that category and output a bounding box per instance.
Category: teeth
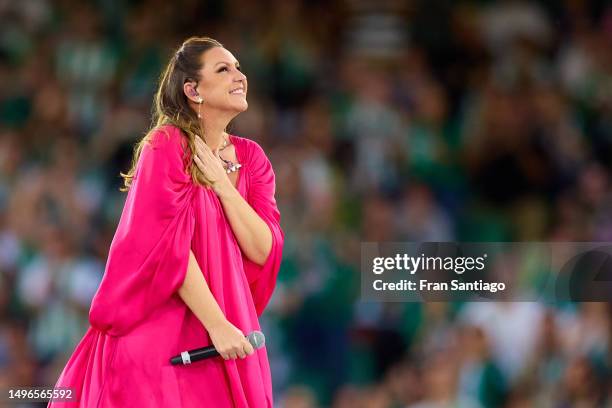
[230,89,244,94]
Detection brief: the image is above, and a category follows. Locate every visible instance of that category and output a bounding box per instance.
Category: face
[187,47,248,113]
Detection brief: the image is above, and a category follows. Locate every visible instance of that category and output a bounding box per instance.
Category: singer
[49,37,284,407]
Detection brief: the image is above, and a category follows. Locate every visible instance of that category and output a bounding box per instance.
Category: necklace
[218,136,242,174]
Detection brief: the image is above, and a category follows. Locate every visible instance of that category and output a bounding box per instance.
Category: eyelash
[218,66,242,73]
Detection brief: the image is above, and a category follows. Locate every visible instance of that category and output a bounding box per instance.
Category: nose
[234,69,247,82]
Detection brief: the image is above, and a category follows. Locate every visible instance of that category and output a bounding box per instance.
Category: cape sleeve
[242,141,284,316]
[89,125,196,336]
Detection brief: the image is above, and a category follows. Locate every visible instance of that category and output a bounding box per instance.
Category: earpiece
[188,86,202,103]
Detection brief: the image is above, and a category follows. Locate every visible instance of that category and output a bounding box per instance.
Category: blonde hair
[119,36,224,192]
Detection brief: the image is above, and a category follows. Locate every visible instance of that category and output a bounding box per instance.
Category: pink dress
[49,125,284,407]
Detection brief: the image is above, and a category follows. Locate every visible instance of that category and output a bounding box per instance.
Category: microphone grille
[247,331,266,349]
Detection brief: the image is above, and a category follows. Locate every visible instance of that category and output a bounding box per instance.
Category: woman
[49,37,284,407]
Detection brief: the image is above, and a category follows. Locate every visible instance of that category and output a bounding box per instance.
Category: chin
[235,101,248,112]
[221,98,248,113]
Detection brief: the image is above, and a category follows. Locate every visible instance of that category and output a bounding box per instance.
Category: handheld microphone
[170,331,265,365]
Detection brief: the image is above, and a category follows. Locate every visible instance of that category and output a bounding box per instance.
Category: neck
[198,111,233,150]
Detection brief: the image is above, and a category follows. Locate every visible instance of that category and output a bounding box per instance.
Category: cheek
[202,82,223,99]
[206,88,227,103]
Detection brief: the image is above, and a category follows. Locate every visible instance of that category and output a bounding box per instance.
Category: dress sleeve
[89,125,196,336]
[243,141,284,316]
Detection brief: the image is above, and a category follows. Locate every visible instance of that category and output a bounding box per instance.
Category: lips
[229,87,245,94]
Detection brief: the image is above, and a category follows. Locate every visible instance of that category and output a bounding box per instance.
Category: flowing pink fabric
[49,125,284,407]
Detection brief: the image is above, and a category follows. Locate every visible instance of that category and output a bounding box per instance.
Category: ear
[183,82,200,103]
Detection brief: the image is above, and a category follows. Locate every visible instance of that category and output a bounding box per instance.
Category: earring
[197,97,203,118]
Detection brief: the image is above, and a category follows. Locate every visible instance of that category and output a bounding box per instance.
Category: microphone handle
[169,331,264,365]
[170,345,219,365]
[191,346,220,361]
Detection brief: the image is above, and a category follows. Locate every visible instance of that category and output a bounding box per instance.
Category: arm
[89,126,197,336]
[215,184,272,266]
[192,136,284,315]
[178,249,254,360]
[192,136,272,265]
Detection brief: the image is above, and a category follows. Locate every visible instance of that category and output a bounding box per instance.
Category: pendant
[225,162,242,174]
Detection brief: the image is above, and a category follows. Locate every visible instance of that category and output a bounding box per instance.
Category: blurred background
[0,0,611,406]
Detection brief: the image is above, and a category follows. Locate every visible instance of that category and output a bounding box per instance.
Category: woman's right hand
[207,320,255,360]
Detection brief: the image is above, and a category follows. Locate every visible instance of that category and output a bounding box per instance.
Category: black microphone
[170,331,265,365]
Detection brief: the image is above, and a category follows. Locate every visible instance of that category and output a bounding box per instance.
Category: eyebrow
[215,61,240,67]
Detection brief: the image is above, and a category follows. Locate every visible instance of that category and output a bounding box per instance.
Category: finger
[200,141,217,158]
[228,351,238,360]
[193,155,206,172]
[237,348,246,359]
[196,156,206,169]
[194,136,205,152]
[196,136,212,153]
[204,152,222,167]
[194,138,211,159]
[193,141,213,161]
[243,341,255,355]
[195,153,215,171]
[195,155,210,170]
[193,155,201,168]
[203,146,217,161]
[221,352,229,360]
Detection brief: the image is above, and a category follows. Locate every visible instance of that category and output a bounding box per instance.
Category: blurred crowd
[0,0,611,406]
